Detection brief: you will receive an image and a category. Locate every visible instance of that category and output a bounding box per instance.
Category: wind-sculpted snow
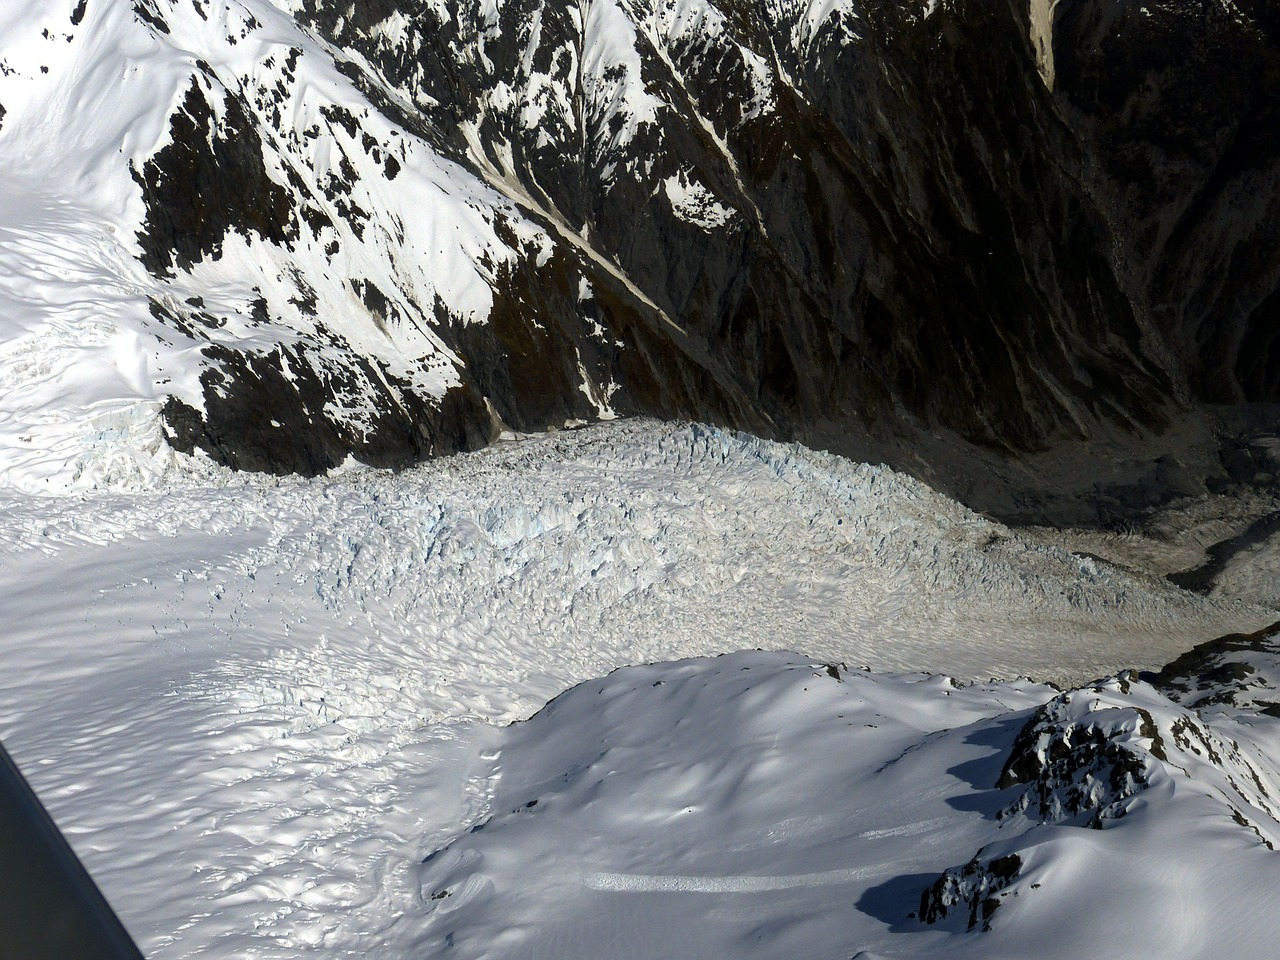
[414,655,1053,959]
[0,421,1273,957]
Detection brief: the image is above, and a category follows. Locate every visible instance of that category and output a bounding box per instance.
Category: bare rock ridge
[105,0,1280,515]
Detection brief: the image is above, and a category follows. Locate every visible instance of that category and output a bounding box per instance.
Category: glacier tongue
[0,419,1274,957]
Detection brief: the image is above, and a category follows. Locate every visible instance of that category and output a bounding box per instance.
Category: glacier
[3,420,1280,957]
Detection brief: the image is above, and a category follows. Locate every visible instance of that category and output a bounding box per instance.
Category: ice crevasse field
[4,418,1280,959]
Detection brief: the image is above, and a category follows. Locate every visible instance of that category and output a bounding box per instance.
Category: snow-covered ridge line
[419,645,1280,959]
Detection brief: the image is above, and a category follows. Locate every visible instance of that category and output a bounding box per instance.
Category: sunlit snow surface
[0,0,528,491]
[2,419,1278,958]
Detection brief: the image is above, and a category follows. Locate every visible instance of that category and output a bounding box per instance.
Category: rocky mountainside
[0,0,1276,516]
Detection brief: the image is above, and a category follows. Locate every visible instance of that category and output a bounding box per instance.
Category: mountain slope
[1,0,1276,512]
[413,651,1280,960]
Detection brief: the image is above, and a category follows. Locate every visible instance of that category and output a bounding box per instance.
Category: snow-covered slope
[0,421,1275,957]
[415,653,1280,960]
[0,0,529,490]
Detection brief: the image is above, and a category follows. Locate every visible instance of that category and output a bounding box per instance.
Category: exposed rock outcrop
[919,850,1022,931]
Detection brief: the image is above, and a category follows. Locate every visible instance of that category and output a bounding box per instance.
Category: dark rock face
[919,850,1022,931]
[126,0,1280,500]
[161,348,496,476]
[288,0,1175,451]
[132,74,297,276]
[1055,0,1280,406]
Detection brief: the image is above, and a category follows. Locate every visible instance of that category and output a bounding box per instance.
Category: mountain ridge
[0,0,1276,521]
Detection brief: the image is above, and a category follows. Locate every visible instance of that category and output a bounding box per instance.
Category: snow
[0,0,531,490]
[0,179,199,492]
[582,0,665,154]
[1,419,1277,958]
[415,653,1280,959]
[764,0,861,57]
[662,167,737,228]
